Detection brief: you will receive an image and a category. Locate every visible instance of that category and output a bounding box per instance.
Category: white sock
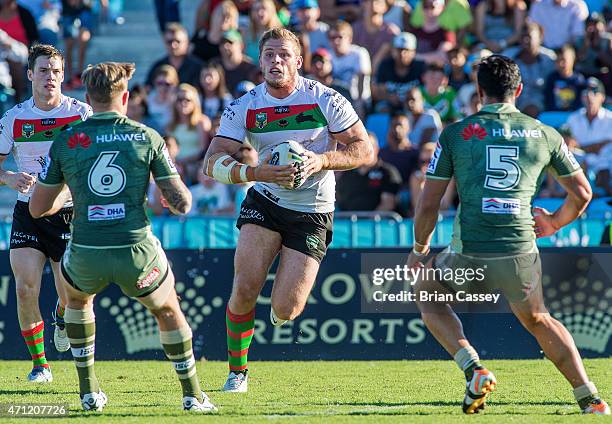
[453,346,480,372]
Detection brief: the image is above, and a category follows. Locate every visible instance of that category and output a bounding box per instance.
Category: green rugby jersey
[426,103,581,254]
[38,111,179,246]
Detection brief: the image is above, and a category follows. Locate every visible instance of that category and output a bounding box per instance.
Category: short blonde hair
[259,28,301,57]
[82,62,135,104]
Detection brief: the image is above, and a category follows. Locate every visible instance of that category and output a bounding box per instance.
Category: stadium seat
[537,111,571,129]
[365,113,390,148]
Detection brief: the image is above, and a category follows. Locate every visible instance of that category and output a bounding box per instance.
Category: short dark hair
[477,54,521,101]
[28,44,64,70]
[554,44,576,59]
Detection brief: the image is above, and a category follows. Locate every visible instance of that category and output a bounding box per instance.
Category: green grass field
[0,359,610,423]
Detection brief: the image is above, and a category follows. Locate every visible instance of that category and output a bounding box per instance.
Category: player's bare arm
[28,183,70,218]
[302,121,373,174]
[407,178,450,267]
[533,170,592,238]
[204,135,296,185]
[0,155,36,193]
[155,177,193,215]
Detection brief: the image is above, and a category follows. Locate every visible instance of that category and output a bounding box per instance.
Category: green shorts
[61,235,169,298]
[434,246,542,303]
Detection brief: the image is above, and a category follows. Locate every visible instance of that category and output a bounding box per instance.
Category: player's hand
[160,195,169,208]
[406,250,426,270]
[253,153,297,185]
[301,150,326,177]
[533,207,560,238]
[3,171,36,193]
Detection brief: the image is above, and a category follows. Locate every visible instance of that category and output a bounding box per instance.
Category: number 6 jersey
[38,111,179,247]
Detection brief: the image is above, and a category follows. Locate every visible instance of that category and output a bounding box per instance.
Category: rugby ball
[269,140,306,190]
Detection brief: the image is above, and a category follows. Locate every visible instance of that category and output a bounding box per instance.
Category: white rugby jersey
[0,95,92,202]
[217,77,360,213]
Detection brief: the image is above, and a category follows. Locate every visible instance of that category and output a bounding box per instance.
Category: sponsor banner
[0,249,609,360]
[482,197,521,214]
[87,204,126,221]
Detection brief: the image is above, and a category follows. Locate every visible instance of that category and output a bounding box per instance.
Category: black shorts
[236,188,333,263]
[10,200,73,262]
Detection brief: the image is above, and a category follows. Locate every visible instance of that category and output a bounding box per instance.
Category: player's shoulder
[227,83,265,112]
[62,95,93,117]
[1,98,31,122]
[301,77,343,104]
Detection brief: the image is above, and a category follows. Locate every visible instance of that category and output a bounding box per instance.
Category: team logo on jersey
[278,119,289,127]
[296,112,316,124]
[21,123,34,138]
[255,112,267,129]
[41,118,56,126]
[136,267,161,290]
[68,132,91,149]
[461,123,487,141]
[427,142,442,174]
[482,198,521,214]
[274,106,290,114]
[88,203,125,221]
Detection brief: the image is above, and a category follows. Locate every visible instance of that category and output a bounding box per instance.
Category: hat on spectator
[294,0,319,9]
[393,32,417,50]
[222,29,243,44]
[312,48,332,60]
[586,12,605,24]
[583,77,605,95]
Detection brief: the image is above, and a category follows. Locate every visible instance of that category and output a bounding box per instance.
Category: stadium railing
[2,212,608,250]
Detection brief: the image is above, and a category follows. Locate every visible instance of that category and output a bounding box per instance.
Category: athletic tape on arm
[206,153,249,184]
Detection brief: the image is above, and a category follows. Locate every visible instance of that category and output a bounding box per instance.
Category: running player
[29,62,216,413]
[408,55,610,415]
[203,28,373,393]
[0,44,92,383]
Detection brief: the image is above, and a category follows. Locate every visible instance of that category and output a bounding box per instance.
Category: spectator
[463,91,482,116]
[404,85,442,145]
[243,0,283,63]
[127,85,163,133]
[192,0,239,63]
[167,83,212,184]
[407,0,456,63]
[567,77,612,154]
[336,132,402,212]
[214,29,259,95]
[456,49,493,116]
[420,62,459,123]
[352,0,400,72]
[295,0,330,53]
[409,141,455,212]
[0,29,27,113]
[383,0,411,31]
[328,20,371,115]
[199,62,233,119]
[528,0,588,50]
[61,0,97,89]
[544,44,586,111]
[146,22,205,89]
[148,64,179,134]
[447,47,470,90]
[410,0,473,38]
[154,0,180,32]
[473,0,526,53]
[576,12,612,84]
[17,0,61,45]
[505,22,556,117]
[307,47,353,102]
[189,163,234,215]
[373,32,424,112]
[379,112,419,184]
[0,0,37,100]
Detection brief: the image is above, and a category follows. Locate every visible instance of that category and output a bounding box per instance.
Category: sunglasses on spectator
[165,38,181,44]
[177,97,193,103]
[329,34,346,40]
[155,80,172,87]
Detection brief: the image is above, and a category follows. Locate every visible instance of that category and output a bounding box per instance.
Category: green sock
[226,306,255,373]
[21,322,48,368]
[65,307,99,395]
[160,326,202,402]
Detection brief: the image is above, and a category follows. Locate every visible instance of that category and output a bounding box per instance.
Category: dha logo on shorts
[136,267,160,290]
[305,234,320,251]
[482,198,521,214]
[88,203,126,221]
[21,123,34,138]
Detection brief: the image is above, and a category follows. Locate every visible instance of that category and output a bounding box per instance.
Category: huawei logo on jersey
[461,123,487,141]
[68,132,91,149]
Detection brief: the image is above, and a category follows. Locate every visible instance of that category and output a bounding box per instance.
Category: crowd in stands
[3,0,612,218]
